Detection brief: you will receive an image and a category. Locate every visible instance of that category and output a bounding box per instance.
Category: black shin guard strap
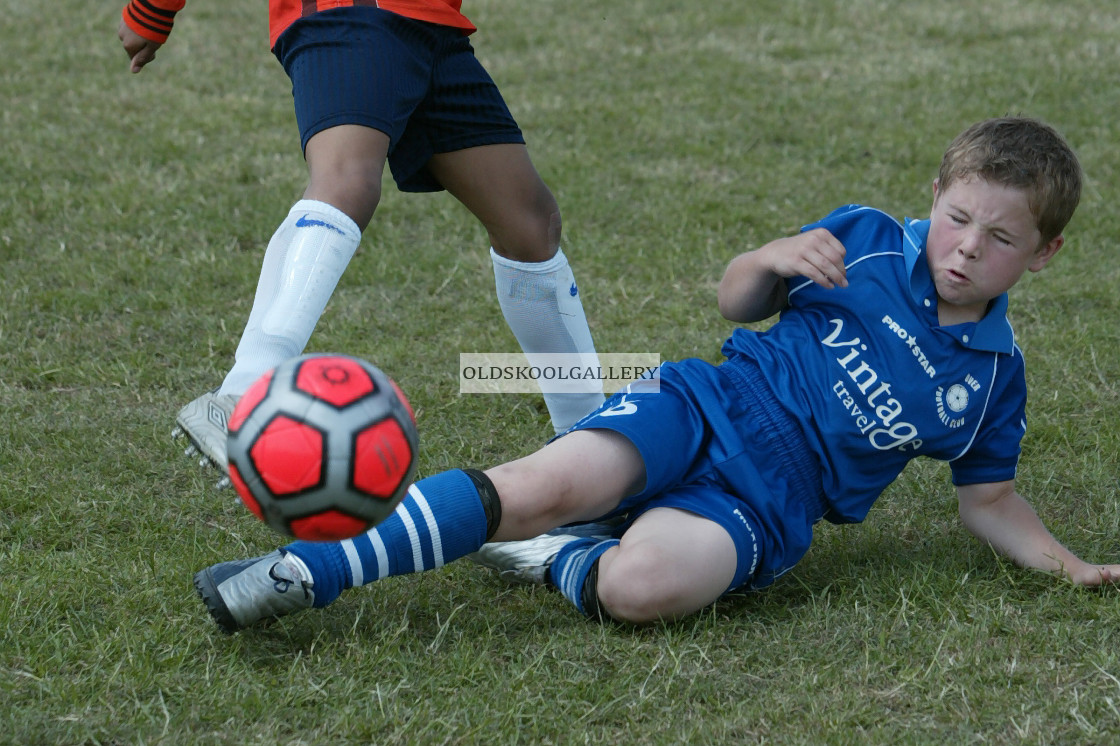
[580,559,610,623]
[463,468,502,540]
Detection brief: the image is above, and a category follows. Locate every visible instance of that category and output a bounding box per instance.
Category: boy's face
[926,177,1063,324]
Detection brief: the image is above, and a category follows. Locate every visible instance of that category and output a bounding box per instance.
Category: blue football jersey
[721,205,1027,523]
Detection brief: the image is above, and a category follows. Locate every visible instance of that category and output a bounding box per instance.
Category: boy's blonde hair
[938,117,1082,244]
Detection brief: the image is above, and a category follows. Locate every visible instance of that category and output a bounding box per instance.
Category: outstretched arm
[717,228,848,323]
[957,480,1120,586]
[117,0,186,73]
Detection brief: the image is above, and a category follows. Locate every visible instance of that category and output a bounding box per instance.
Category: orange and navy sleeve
[122,0,188,44]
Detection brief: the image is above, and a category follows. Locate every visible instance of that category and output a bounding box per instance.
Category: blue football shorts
[273,6,526,192]
[568,357,828,592]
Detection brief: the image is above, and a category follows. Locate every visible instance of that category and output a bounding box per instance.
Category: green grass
[3,0,1120,743]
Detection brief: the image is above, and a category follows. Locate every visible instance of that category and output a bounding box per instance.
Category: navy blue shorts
[273,6,525,193]
[568,358,828,592]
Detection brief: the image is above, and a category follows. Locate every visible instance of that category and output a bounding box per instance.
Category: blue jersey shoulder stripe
[947,353,1001,463]
[787,251,902,298]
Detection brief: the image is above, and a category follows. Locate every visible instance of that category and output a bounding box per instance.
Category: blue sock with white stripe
[283,469,488,608]
[550,537,620,617]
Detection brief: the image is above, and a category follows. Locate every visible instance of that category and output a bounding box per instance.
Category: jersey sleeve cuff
[122,0,187,44]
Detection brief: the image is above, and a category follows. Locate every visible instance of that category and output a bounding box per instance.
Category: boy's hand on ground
[1068,563,1120,587]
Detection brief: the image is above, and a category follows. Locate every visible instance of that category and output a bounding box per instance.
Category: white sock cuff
[490,247,569,274]
[288,199,362,240]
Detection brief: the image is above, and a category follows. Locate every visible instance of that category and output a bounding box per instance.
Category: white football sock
[491,247,605,433]
[220,200,361,396]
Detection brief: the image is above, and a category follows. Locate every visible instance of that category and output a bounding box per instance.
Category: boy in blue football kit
[195,117,1120,633]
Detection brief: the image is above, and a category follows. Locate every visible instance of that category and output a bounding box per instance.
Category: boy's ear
[1029,234,1064,273]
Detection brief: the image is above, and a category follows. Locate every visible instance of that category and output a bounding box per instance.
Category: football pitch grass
[4,0,1120,743]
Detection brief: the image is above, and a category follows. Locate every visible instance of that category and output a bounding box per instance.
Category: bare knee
[596,545,709,624]
[489,192,561,263]
[304,125,388,229]
[305,161,382,229]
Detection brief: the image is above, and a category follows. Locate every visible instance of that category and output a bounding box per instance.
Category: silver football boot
[468,533,590,585]
[193,550,314,633]
[468,515,622,584]
[171,388,238,488]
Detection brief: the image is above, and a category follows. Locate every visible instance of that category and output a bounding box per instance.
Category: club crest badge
[935,381,973,429]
